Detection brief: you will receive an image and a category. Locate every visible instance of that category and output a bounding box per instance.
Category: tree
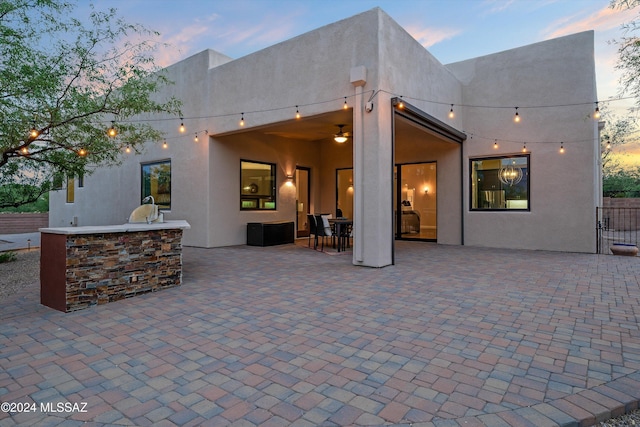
[0,0,181,208]
[611,0,640,108]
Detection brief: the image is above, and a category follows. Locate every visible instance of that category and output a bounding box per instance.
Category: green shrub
[0,251,17,263]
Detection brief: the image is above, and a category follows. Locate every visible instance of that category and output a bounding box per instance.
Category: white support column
[351,66,393,268]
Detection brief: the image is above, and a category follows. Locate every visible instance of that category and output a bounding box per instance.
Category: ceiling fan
[334,124,350,143]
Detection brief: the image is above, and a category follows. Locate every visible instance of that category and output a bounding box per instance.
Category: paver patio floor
[2,241,640,426]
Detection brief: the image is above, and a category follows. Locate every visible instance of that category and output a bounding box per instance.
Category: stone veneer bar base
[40,221,190,312]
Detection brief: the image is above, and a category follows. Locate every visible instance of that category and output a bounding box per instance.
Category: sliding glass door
[395,162,437,241]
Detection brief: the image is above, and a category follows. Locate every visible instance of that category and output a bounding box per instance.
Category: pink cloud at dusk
[406,25,462,49]
[542,4,638,39]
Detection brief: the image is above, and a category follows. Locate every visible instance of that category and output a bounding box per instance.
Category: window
[470,155,529,210]
[241,160,276,210]
[142,160,171,209]
[66,176,74,203]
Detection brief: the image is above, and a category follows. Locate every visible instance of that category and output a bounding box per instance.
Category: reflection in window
[241,160,276,210]
[471,155,529,210]
[142,160,171,209]
[336,168,353,219]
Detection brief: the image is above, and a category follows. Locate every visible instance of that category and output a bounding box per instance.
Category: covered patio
[2,242,640,426]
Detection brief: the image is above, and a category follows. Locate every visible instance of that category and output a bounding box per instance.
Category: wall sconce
[285,174,294,187]
[423,186,429,194]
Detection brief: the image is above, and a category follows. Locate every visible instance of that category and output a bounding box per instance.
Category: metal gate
[596,207,640,254]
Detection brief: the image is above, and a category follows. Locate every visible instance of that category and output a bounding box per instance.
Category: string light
[107,121,117,137]
[559,142,565,153]
[20,146,28,155]
[100,89,621,154]
[493,139,498,149]
[125,146,131,153]
[606,141,611,150]
[78,148,87,157]
[162,140,168,149]
[29,122,39,139]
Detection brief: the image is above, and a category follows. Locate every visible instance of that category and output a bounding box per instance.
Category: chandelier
[498,163,523,186]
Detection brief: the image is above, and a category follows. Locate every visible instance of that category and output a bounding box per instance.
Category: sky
[89,0,639,161]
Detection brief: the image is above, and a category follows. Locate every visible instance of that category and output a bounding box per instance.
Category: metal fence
[596,207,640,254]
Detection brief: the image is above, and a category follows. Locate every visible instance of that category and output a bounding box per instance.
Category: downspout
[460,141,465,245]
[351,66,367,263]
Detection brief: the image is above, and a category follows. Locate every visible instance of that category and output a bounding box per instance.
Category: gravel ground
[0,249,40,300]
[0,249,639,426]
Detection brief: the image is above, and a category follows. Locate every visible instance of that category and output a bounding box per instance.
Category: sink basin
[128,204,162,223]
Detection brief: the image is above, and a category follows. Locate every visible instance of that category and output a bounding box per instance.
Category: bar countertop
[39,220,191,235]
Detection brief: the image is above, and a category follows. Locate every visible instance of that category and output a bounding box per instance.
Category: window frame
[469,154,530,212]
[240,159,276,211]
[141,159,172,210]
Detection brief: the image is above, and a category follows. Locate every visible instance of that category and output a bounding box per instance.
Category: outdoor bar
[39,220,190,312]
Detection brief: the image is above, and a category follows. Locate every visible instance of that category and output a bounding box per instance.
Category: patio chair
[307,214,318,249]
[315,214,336,251]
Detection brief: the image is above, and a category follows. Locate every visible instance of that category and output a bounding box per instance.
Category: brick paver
[1,241,640,426]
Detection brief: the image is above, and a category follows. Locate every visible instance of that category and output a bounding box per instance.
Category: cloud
[406,25,462,49]
[542,5,639,39]
[480,0,517,15]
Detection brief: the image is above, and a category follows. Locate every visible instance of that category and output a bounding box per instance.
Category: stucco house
[49,8,602,268]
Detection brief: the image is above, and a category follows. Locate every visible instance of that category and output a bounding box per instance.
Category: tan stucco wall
[447,31,599,252]
[49,8,601,267]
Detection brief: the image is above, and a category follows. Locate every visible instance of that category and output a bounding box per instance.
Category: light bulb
[78,148,86,156]
[343,97,348,109]
[194,133,199,142]
[162,140,168,149]
[493,140,498,149]
[295,106,300,119]
[594,102,601,120]
[559,142,565,154]
[522,144,527,153]
[179,119,185,133]
[107,122,117,137]
[514,107,520,123]
[125,146,131,153]
[240,113,245,127]
[448,105,454,119]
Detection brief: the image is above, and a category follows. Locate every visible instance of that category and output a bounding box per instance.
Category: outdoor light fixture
[107,121,117,137]
[239,113,245,127]
[295,106,300,119]
[29,122,39,139]
[78,148,87,157]
[493,140,498,149]
[513,107,521,123]
[179,118,185,133]
[162,140,168,149]
[194,133,199,142]
[594,102,601,119]
[522,143,527,153]
[285,174,294,187]
[560,142,565,153]
[448,104,454,119]
[343,97,348,109]
[334,125,347,143]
